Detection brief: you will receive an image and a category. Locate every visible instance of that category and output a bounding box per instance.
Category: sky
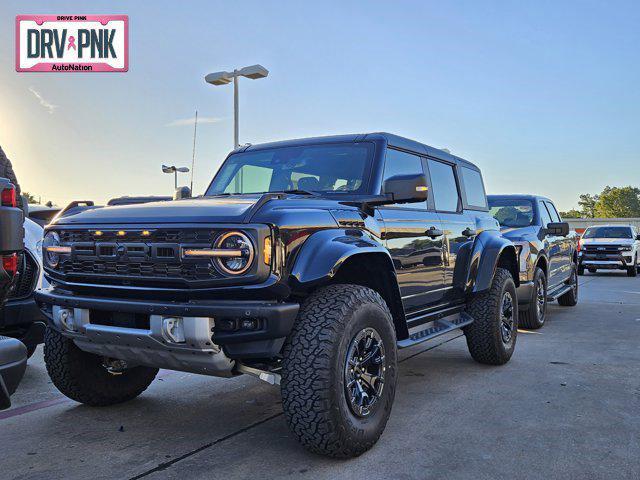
[0,0,638,211]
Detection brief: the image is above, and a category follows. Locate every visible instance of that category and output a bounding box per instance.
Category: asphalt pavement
[1,271,639,480]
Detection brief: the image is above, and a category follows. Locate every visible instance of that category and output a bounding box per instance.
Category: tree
[560,209,582,218]
[594,186,640,218]
[22,191,38,204]
[578,194,599,218]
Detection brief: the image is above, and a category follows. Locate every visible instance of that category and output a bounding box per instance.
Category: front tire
[627,255,638,277]
[281,284,398,458]
[464,268,518,365]
[519,267,547,329]
[44,327,158,406]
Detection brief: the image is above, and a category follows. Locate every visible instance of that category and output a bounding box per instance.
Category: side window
[382,149,427,209]
[460,166,487,209]
[545,202,561,223]
[538,201,552,227]
[427,159,460,212]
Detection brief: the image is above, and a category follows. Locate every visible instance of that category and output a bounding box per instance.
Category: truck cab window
[428,160,460,212]
[461,166,487,209]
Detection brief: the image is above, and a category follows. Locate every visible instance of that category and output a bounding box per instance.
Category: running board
[547,284,572,302]
[397,312,473,349]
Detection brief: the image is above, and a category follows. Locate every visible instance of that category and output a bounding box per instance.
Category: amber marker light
[263,237,272,265]
[94,231,103,237]
[141,230,151,237]
[117,230,126,237]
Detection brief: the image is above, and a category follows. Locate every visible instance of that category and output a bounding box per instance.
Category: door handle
[426,226,444,238]
[462,227,477,238]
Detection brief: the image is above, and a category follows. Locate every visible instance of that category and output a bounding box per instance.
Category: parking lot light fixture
[162,165,190,189]
[205,64,269,148]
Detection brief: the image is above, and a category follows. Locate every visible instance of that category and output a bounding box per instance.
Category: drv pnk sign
[16,15,128,72]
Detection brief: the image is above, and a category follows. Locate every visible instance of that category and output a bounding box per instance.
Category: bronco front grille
[52,228,224,286]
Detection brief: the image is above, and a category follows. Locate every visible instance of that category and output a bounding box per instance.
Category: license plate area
[90,310,150,330]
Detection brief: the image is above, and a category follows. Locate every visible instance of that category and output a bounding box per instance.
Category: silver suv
[578,225,640,277]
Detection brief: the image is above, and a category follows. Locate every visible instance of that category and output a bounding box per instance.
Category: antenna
[190,110,198,192]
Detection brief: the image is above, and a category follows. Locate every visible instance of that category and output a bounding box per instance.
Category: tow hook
[102,358,128,375]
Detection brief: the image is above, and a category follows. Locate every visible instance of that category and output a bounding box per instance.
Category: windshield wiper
[278,189,320,196]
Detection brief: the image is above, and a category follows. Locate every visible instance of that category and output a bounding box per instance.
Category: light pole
[162,165,190,189]
[205,64,269,148]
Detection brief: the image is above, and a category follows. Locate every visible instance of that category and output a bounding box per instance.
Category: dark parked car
[36,133,520,457]
[0,178,28,409]
[488,195,579,329]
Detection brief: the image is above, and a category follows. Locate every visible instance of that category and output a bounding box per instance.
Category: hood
[53,196,263,225]
[51,194,356,226]
[581,237,635,246]
[498,225,536,240]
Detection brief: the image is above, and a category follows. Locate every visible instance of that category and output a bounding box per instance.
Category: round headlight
[42,231,61,268]
[214,231,254,275]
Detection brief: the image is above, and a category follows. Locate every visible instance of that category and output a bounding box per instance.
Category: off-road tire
[463,268,517,365]
[281,284,398,458]
[519,267,547,329]
[588,268,597,274]
[44,327,158,406]
[628,255,638,277]
[558,267,579,306]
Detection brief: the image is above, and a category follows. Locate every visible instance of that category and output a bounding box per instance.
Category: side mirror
[546,222,569,236]
[174,186,192,200]
[382,174,428,204]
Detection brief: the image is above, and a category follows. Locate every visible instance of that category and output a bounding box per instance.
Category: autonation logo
[16,15,128,72]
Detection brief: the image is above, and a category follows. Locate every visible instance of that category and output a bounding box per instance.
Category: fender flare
[289,229,393,287]
[467,230,519,293]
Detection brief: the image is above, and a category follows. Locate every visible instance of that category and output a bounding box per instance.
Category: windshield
[488,198,535,228]
[206,143,374,196]
[582,226,632,239]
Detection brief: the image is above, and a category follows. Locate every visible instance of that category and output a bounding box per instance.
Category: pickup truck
[488,195,579,329]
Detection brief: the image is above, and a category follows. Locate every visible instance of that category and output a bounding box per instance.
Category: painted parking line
[0,369,177,421]
[0,396,70,420]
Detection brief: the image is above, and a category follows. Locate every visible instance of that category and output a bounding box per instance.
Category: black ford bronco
[36,133,520,457]
[0,177,28,409]
[488,195,579,329]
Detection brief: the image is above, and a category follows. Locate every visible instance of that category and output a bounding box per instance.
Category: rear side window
[428,160,460,212]
[382,149,427,208]
[461,167,487,209]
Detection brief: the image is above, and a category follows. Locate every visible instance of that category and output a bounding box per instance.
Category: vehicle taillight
[1,185,17,208]
[2,253,18,277]
[577,238,582,251]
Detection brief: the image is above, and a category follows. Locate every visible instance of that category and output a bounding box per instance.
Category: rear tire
[519,267,547,330]
[558,267,579,306]
[464,268,518,365]
[281,284,398,458]
[588,268,597,274]
[577,265,585,276]
[44,327,158,406]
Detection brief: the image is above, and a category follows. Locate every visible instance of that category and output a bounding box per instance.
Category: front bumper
[579,252,635,270]
[35,287,299,375]
[0,295,47,329]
